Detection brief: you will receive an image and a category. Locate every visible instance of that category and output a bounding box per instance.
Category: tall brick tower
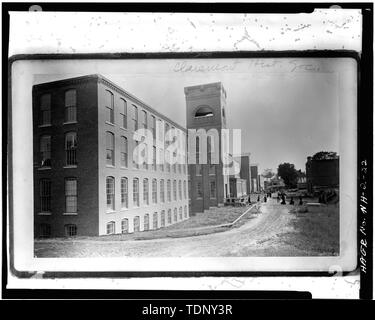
[184,82,229,214]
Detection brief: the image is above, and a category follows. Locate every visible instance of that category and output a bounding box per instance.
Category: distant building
[33,74,189,237]
[250,164,260,192]
[233,153,252,196]
[228,177,247,198]
[306,155,339,194]
[259,175,265,191]
[297,176,307,190]
[264,174,285,192]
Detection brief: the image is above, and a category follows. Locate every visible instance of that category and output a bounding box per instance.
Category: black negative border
[3,2,372,300]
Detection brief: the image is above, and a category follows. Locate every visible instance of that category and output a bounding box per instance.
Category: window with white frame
[65,89,77,123]
[133,140,140,169]
[144,213,150,231]
[65,224,77,237]
[40,135,51,167]
[159,148,164,171]
[161,210,165,227]
[196,136,200,164]
[160,180,165,203]
[164,123,170,148]
[167,180,171,202]
[132,105,138,131]
[120,98,127,129]
[65,132,77,166]
[121,177,128,208]
[121,218,129,234]
[179,207,183,220]
[143,178,149,205]
[178,180,182,200]
[158,119,163,141]
[133,178,139,207]
[173,208,178,222]
[167,209,172,224]
[39,179,51,213]
[152,146,157,170]
[142,142,148,170]
[65,178,77,213]
[133,216,140,232]
[39,93,51,126]
[173,180,177,201]
[142,110,147,129]
[105,90,114,124]
[151,115,156,141]
[106,221,115,234]
[184,205,188,218]
[207,135,213,164]
[152,179,157,204]
[183,180,187,199]
[106,176,115,211]
[121,136,128,168]
[153,212,158,229]
[106,131,114,166]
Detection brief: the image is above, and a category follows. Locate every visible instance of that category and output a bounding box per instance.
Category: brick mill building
[33,74,189,237]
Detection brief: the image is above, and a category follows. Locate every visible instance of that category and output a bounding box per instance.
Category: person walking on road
[299,195,303,205]
[281,194,286,205]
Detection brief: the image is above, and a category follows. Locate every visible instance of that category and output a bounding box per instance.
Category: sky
[35,57,341,174]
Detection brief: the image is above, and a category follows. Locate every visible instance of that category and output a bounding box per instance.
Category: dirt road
[35,199,314,257]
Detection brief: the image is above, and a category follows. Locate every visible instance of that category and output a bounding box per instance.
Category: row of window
[104,89,148,132]
[38,205,188,237]
[103,89,185,146]
[39,132,77,167]
[192,179,217,199]
[39,90,77,126]
[38,176,189,214]
[106,177,188,211]
[105,131,187,174]
[39,223,77,238]
[38,130,187,172]
[195,164,216,176]
[106,206,188,235]
[38,90,183,145]
[39,178,78,213]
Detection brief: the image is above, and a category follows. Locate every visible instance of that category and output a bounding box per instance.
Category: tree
[312,151,338,160]
[296,169,306,178]
[262,169,275,178]
[277,163,298,188]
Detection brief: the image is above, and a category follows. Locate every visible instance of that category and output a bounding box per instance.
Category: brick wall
[33,77,99,237]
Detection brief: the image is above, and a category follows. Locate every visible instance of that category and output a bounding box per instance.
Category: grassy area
[36,206,253,243]
[166,207,248,229]
[287,204,339,255]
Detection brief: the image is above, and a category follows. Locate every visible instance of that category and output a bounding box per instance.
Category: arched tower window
[194,106,214,118]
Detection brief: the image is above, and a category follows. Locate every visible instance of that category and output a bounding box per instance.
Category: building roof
[184,82,224,93]
[33,74,187,132]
